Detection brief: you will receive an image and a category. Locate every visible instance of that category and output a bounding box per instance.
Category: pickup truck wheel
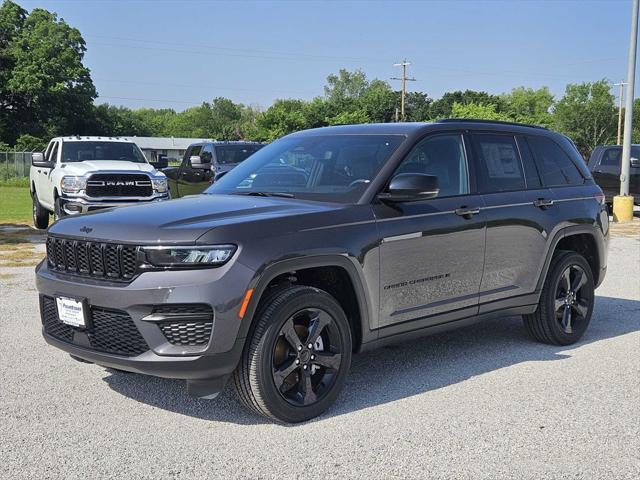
[32,191,49,229]
[233,286,352,423]
[523,251,595,346]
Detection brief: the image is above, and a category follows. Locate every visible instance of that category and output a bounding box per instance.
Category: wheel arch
[537,226,606,291]
[238,255,375,352]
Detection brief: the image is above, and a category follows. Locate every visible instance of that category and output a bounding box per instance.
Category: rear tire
[233,285,352,423]
[523,251,595,345]
[32,191,49,229]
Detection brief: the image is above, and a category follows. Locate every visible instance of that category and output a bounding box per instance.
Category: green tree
[254,99,309,141]
[430,90,503,119]
[1,2,96,143]
[501,87,554,126]
[553,80,616,158]
[15,133,45,151]
[450,102,512,121]
[358,79,396,123]
[405,92,432,122]
[324,69,369,104]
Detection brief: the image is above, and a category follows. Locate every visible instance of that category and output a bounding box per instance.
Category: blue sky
[20,0,639,111]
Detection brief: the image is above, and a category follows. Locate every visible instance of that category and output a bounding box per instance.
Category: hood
[60,160,158,176]
[48,194,340,244]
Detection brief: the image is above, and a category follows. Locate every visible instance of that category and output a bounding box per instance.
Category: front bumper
[35,258,255,396]
[59,193,169,215]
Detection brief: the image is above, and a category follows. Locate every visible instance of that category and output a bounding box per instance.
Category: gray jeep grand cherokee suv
[36,120,609,423]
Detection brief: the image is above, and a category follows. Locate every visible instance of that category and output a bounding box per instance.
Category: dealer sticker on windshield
[55,296,86,328]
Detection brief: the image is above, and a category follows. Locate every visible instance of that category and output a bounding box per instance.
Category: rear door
[374,132,486,331]
[471,131,556,309]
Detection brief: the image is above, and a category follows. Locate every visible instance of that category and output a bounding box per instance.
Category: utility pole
[613,0,638,223]
[391,59,416,121]
[614,80,627,145]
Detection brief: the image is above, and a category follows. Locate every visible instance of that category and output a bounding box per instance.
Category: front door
[40,140,59,209]
[176,144,214,197]
[373,133,486,331]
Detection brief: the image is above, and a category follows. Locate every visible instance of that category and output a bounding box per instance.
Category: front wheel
[233,285,352,423]
[32,191,49,229]
[53,197,66,221]
[523,251,595,345]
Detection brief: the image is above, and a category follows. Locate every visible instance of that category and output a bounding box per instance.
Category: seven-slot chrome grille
[46,236,138,281]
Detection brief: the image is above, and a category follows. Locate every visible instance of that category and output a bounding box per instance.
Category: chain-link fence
[0,151,34,179]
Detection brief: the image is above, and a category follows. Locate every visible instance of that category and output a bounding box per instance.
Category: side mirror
[378,173,439,202]
[31,152,54,168]
[630,157,640,168]
[190,155,211,169]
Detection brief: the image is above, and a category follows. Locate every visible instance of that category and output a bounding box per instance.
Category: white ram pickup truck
[30,136,170,229]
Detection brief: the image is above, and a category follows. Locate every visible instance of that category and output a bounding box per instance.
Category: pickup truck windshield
[207,134,405,204]
[61,141,147,163]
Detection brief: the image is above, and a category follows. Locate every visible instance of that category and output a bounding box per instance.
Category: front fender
[236,254,377,351]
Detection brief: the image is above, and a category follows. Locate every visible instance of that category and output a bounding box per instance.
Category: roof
[128,137,216,150]
[56,136,137,143]
[287,120,552,137]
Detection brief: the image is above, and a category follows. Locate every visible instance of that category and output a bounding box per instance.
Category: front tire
[233,286,352,423]
[53,197,65,221]
[524,251,595,345]
[32,191,49,229]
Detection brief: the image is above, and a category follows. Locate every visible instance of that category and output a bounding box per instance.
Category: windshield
[206,134,405,203]
[61,141,147,163]
[215,144,263,164]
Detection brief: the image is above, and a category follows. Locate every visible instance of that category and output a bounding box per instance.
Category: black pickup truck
[588,144,640,205]
[163,141,263,198]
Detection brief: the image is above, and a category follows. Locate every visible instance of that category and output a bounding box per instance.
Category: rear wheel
[233,286,352,423]
[32,191,49,229]
[524,251,595,345]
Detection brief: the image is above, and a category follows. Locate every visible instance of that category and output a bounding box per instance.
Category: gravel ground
[1,233,639,479]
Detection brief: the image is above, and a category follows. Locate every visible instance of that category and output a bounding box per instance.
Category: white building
[130,137,215,164]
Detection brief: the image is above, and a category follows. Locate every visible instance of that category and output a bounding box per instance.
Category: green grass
[0,176,30,187]
[0,186,33,224]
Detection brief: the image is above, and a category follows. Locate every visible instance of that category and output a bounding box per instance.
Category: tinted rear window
[473,134,526,193]
[527,136,584,187]
[215,145,262,164]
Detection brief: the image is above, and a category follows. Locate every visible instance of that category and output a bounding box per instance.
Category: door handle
[455,206,481,218]
[533,198,554,209]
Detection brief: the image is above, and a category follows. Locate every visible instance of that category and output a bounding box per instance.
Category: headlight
[152,177,168,193]
[142,245,236,267]
[60,176,87,193]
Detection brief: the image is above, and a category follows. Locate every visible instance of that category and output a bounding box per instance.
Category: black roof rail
[436,118,548,130]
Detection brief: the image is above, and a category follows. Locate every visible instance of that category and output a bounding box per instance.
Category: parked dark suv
[164,141,263,198]
[588,144,639,205]
[36,120,609,423]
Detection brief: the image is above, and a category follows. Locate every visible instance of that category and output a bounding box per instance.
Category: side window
[394,134,468,197]
[201,144,213,163]
[516,136,542,189]
[48,142,59,163]
[184,145,203,167]
[527,136,584,186]
[473,134,526,193]
[600,148,621,167]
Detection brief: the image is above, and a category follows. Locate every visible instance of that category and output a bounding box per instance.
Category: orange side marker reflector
[238,288,254,319]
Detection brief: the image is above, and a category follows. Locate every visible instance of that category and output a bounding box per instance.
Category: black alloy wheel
[233,285,352,423]
[554,264,592,335]
[523,251,595,345]
[272,308,342,407]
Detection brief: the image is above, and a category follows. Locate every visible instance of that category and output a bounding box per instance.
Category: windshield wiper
[232,191,296,198]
